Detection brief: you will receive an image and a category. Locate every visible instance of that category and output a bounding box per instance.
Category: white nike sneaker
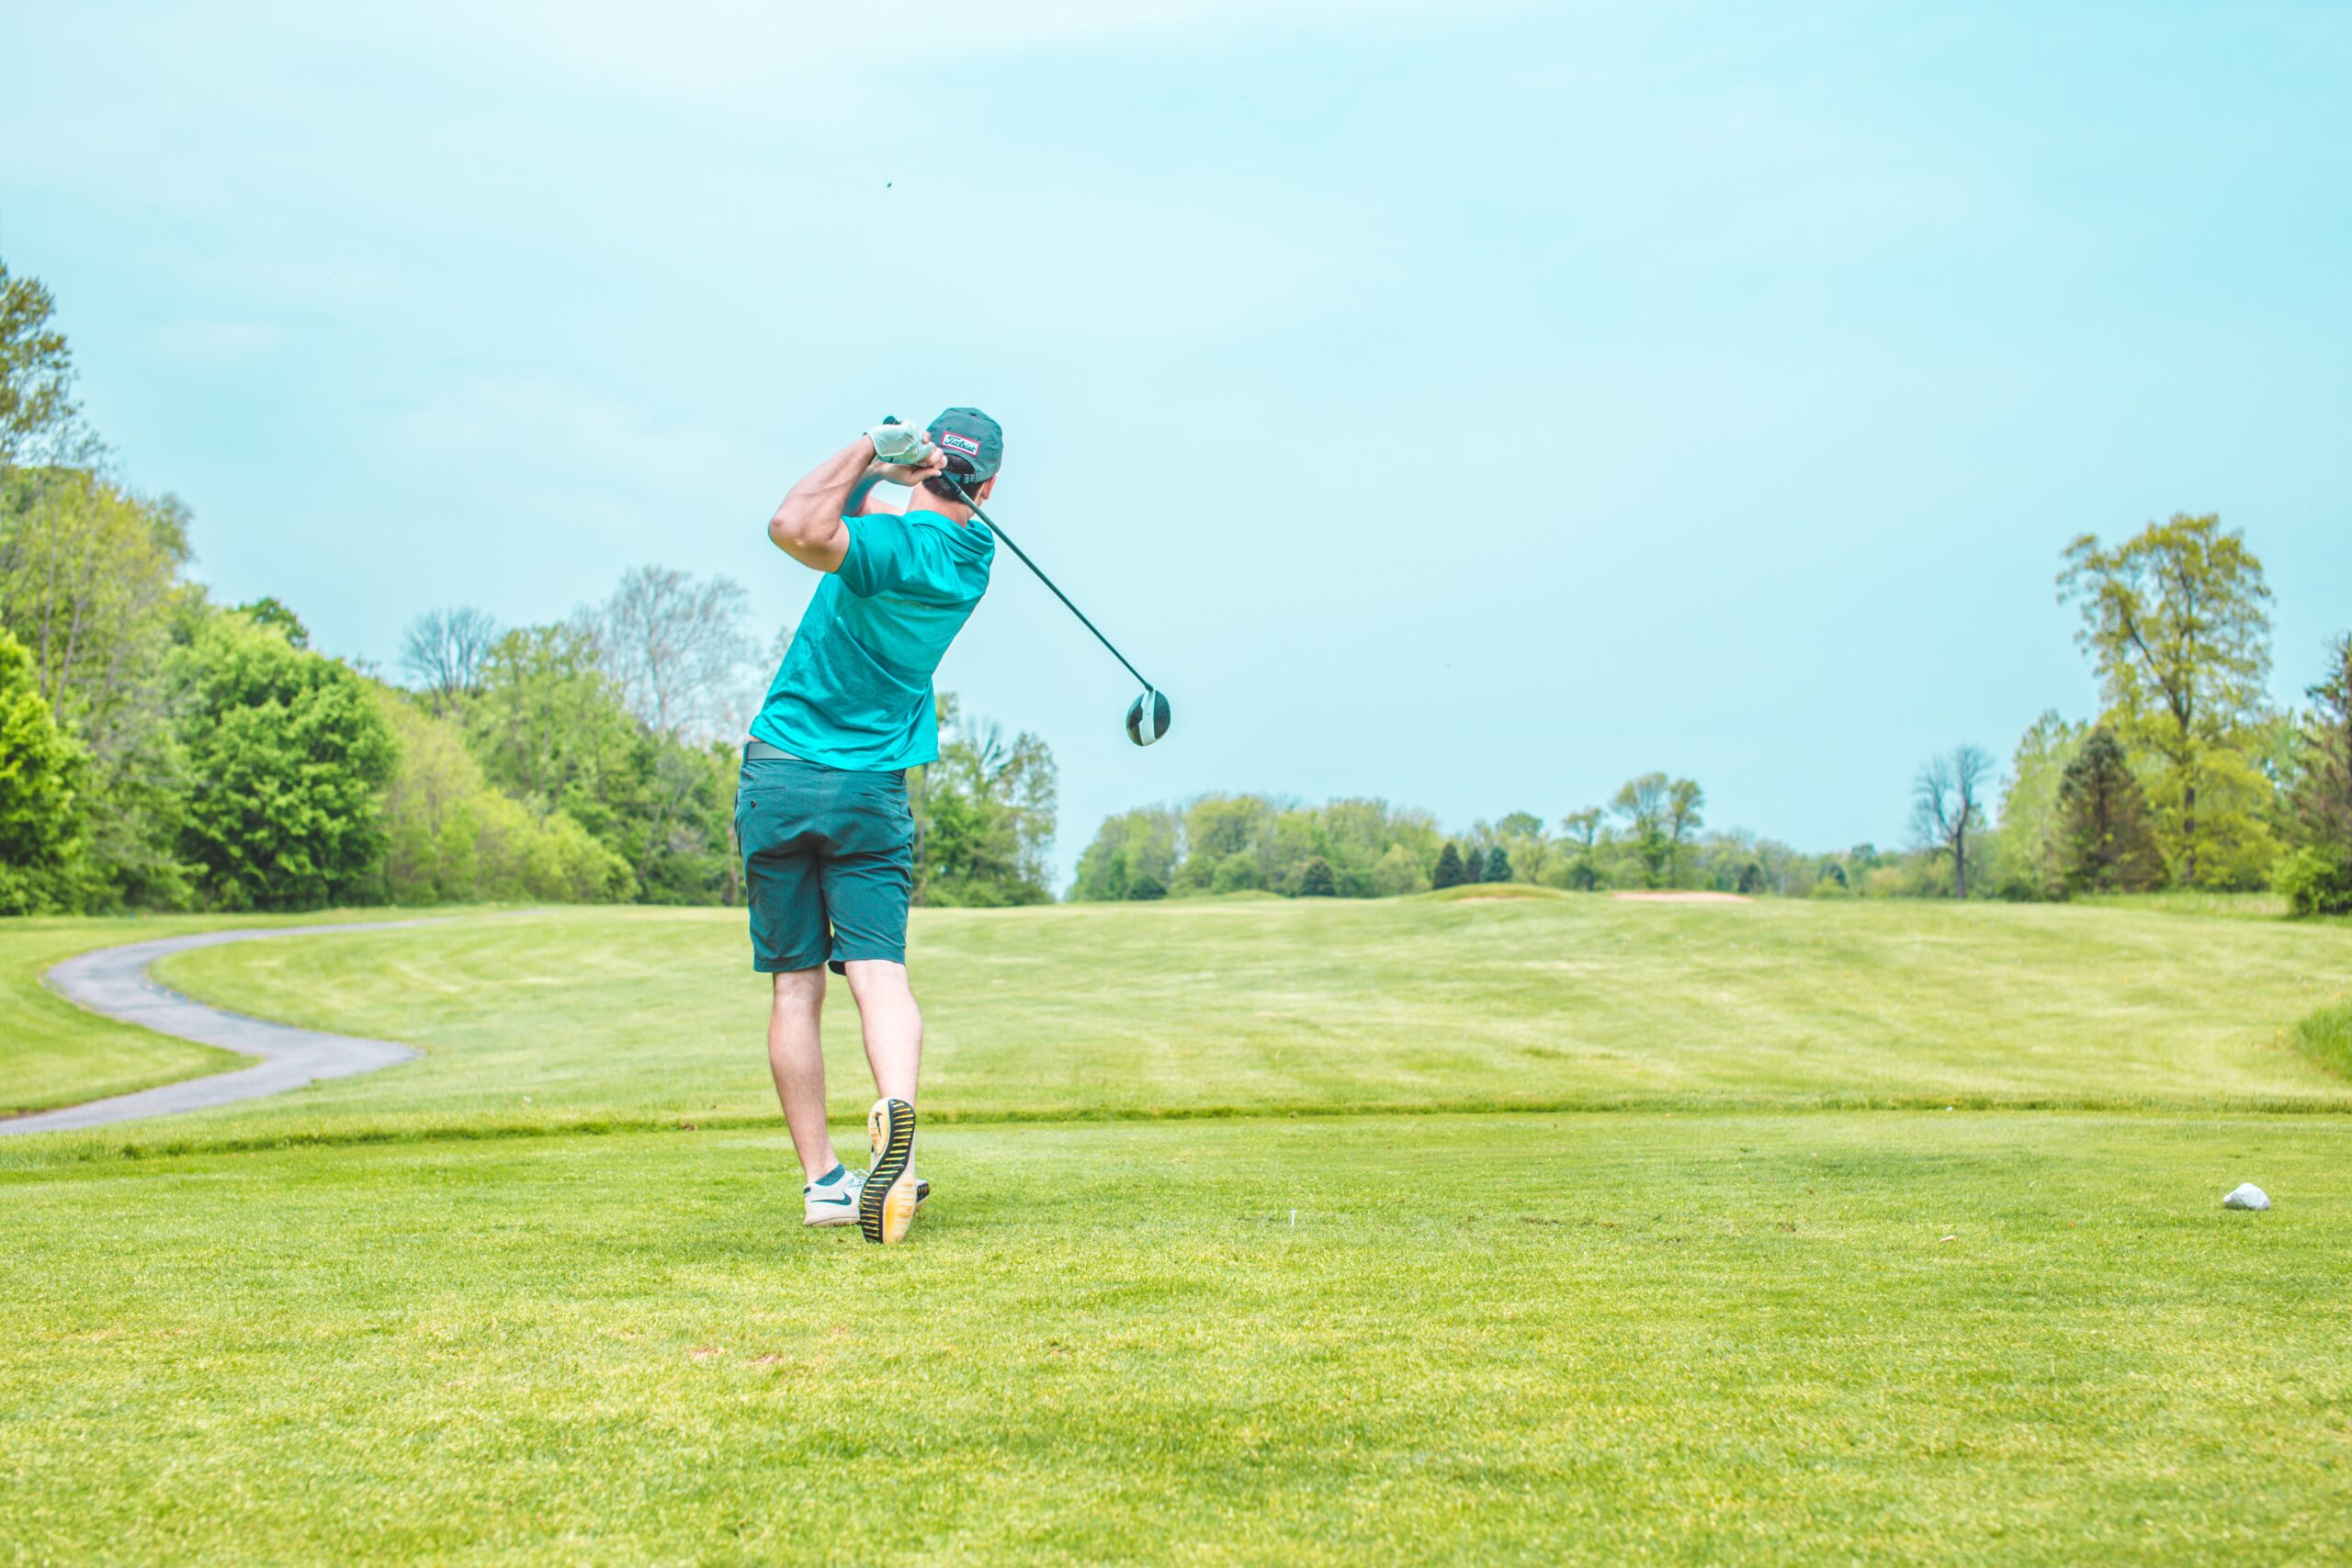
[802,1165,865,1227]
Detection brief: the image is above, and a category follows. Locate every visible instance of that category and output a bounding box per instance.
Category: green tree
[1431,840,1466,889]
[173,613,397,909]
[467,626,640,827]
[1611,774,1673,888]
[1495,810,1548,883]
[1665,779,1705,886]
[2290,637,2352,855]
[235,596,310,649]
[1211,851,1261,894]
[914,695,1057,907]
[0,467,194,905]
[2060,513,2277,886]
[1174,794,1275,894]
[1995,711,2086,900]
[1296,855,1337,897]
[1071,807,1180,901]
[2282,636,2352,915]
[1314,798,1424,897]
[0,260,78,462]
[1483,845,1511,884]
[0,626,92,912]
[1128,873,1168,901]
[1369,841,1429,897]
[458,618,747,905]
[375,690,631,904]
[1558,807,1606,890]
[2055,728,2165,895]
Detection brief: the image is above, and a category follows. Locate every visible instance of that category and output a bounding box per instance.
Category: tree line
[1074,515,2351,917]
[0,257,1056,915]
[1072,775,1848,902]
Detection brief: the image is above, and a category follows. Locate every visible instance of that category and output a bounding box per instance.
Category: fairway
[96,894,2352,1147]
[5,897,2351,1564]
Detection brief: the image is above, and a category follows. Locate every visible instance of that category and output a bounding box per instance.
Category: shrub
[2276,846,2352,919]
[1211,851,1260,895]
[1297,856,1337,897]
[1370,842,1429,897]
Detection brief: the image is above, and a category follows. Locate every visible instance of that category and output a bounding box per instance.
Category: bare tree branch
[1912,744,1993,898]
[400,606,500,712]
[577,566,759,742]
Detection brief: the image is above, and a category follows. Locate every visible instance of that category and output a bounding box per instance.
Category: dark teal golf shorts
[737,754,914,974]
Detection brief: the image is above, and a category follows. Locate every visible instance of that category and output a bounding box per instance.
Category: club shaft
[953,484,1155,692]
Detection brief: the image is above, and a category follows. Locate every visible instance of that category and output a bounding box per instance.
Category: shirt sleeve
[838,515,953,600]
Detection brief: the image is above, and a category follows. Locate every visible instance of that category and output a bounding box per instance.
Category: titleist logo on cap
[940,432,982,456]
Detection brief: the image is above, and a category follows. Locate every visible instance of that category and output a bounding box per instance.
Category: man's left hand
[870,448,949,487]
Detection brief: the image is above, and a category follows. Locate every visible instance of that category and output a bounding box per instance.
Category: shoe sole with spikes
[861,1097,919,1245]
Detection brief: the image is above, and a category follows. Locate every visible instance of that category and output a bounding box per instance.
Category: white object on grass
[2222,1183,2270,1211]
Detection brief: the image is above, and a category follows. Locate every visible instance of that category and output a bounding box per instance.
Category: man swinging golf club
[745,409,1001,1245]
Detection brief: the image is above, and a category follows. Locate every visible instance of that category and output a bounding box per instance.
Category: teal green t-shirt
[750,509,996,770]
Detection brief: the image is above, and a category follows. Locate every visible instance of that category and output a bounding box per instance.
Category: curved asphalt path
[3,921,429,1137]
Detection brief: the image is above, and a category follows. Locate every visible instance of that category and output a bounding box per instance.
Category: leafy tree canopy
[0,626,91,912]
[172,612,397,910]
[2061,513,2275,885]
[2056,728,2165,895]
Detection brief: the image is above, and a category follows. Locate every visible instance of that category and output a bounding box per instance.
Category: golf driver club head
[1126,688,1171,747]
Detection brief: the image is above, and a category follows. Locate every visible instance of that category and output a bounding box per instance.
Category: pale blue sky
[6,2,2347,884]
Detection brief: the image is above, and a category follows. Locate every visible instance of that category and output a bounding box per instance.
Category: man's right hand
[868,448,948,488]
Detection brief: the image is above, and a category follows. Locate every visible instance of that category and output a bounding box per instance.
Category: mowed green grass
[0,917,252,1113]
[85,894,2352,1149]
[5,1113,2349,1565]
[4,897,2351,1563]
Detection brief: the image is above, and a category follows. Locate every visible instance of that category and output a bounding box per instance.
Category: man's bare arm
[767,435,942,571]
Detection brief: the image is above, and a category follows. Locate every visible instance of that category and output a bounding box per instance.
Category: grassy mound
[1412,882,1574,902]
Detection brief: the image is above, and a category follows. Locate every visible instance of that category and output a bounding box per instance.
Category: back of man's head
[920,406,1003,505]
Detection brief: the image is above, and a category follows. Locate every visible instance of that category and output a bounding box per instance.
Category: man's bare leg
[767,968,837,1179]
[842,959,922,1104]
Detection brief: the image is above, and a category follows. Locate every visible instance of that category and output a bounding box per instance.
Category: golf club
[883,417,1172,747]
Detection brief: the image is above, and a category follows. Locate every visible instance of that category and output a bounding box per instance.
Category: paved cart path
[4,921,430,1137]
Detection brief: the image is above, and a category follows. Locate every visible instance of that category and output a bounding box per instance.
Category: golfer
[742,410,1001,1245]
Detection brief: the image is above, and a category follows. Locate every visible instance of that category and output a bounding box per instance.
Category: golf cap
[927,407,1003,484]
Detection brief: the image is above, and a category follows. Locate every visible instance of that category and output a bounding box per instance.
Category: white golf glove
[866,422,937,467]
